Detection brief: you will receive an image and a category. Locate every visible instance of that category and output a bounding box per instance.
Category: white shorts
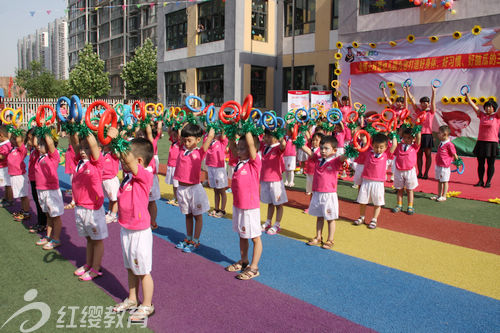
[177,183,210,215]
[336,147,345,157]
[305,174,314,193]
[284,156,297,171]
[232,206,262,239]
[0,167,11,187]
[165,166,179,187]
[297,149,308,162]
[353,164,365,186]
[260,180,288,205]
[435,166,451,182]
[102,176,119,201]
[206,166,228,189]
[75,206,108,240]
[149,175,161,201]
[37,189,64,217]
[121,227,153,276]
[11,174,29,199]
[227,165,235,180]
[308,192,339,221]
[357,179,385,206]
[394,168,419,190]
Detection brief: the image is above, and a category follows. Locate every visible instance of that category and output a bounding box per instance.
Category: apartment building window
[331,0,338,30]
[284,0,315,37]
[99,7,110,22]
[252,0,268,42]
[99,23,110,41]
[251,66,267,107]
[197,66,224,104]
[282,65,314,101]
[111,18,123,36]
[198,0,225,44]
[165,70,186,105]
[99,41,109,59]
[359,0,413,15]
[165,9,187,50]
[110,38,123,56]
[111,6,122,20]
[143,5,157,26]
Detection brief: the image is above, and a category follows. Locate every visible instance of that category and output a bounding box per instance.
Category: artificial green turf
[0,209,151,333]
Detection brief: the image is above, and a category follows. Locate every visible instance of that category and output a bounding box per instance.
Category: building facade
[17,28,49,72]
[157,0,500,113]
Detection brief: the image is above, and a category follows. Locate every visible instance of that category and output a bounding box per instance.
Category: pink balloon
[414,0,421,5]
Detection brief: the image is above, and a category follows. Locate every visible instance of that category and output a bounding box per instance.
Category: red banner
[350,51,500,74]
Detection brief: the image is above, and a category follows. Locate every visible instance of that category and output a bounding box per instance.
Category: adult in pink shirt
[466,94,500,188]
[408,85,436,179]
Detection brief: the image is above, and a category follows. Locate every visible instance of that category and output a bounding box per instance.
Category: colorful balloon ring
[0,107,15,124]
[294,107,309,124]
[98,109,118,145]
[132,100,146,120]
[241,94,253,120]
[205,104,218,124]
[36,105,56,127]
[431,79,442,88]
[353,130,371,152]
[70,95,83,122]
[86,101,112,131]
[261,111,277,130]
[185,96,206,114]
[460,85,470,96]
[327,108,343,125]
[12,108,23,128]
[56,96,71,122]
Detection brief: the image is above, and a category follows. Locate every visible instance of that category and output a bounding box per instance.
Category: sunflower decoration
[390,88,397,96]
[449,97,457,104]
[334,52,342,60]
[472,25,482,36]
[389,41,397,47]
[352,41,359,48]
[389,96,396,103]
[407,34,415,43]
[336,41,343,49]
[471,97,478,104]
[377,97,385,104]
[429,36,439,43]
[456,96,464,104]
[441,96,450,104]
[453,31,462,39]
[387,82,395,88]
[334,68,342,75]
[369,43,377,49]
[488,96,497,102]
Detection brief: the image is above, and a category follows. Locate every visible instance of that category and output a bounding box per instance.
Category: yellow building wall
[187,5,197,57]
[243,0,277,55]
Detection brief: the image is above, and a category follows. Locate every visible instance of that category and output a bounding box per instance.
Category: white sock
[110,212,117,217]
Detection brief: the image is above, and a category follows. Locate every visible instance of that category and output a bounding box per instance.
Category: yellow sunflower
[441,96,450,104]
[369,43,377,49]
[352,41,359,48]
[407,34,415,43]
[334,52,342,60]
[387,82,395,88]
[453,31,462,39]
[429,36,439,43]
[336,41,343,49]
[472,25,482,35]
[389,41,397,47]
[334,68,342,76]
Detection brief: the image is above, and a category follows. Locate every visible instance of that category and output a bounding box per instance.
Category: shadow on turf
[153,226,235,265]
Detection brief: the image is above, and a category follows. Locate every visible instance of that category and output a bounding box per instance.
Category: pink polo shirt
[416,108,435,135]
[340,105,351,121]
[260,143,285,182]
[7,144,27,176]
[118,164,153,230]
[28,148,39,181]
[311,154,342,193]
[394,143,420,171]
[228,148,238,167]
[232,155,262,210]
[167,141,180,167]
[65,145,76,175]
[477,112,500,142]
[283,137,296,157]
[173,147,206,184]
[153,134,160,155]
[72,155,104,210]
[205,137,228,168]
[0,140,12,168]
[435,140,456,168]
[35,150,60,190]
[304,147,320,175]
[102,152,120,180]
[361,149,392,182]
[335,127,347,147]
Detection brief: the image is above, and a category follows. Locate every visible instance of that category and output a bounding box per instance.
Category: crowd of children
[0,84,497,323]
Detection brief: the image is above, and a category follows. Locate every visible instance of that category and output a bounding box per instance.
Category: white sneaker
[284,181,289,187]
[106,214,118,224]
[267,224,281,235]
[436,196,447,202]
[289,183,295,187]
[261,222,271,232]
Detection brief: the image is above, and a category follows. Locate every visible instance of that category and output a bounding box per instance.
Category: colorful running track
[7,165,500,332]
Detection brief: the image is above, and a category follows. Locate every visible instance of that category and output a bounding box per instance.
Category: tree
[15,61,67,98]
[68,44,110,98]
[121,38,157,100]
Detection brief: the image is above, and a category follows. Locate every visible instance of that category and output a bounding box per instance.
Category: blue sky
[0,0,67,76]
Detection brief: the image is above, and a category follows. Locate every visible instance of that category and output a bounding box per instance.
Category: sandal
[36,236,50,246]
[79,267,103,281]
[113,298,138,313]
[214,210,226,218]
[306,238,322,246]
[43,239,61,250]
[321,240,334,249]
[208,210,218,217]
[406,207,415,215]
[353,217,365,226]
[74,264,90,276]
[130,304,155,322]
[151,222,159,230]
[391,205,402,213]
[225,261,249,272]
[368,220,377,229]
[64,202,76,209]
[236,267,260,280]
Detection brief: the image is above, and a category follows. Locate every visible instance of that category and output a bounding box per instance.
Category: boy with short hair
[101,144,120,223]
[205,131,229,218]
[108,127,155,322]
[431,125,459,202]
[174,124,215,253]
[301,135,347,249]
[0,126,13,207]
[354,133,398,229]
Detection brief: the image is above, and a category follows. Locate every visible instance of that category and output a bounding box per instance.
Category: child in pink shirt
[8,132,31,221]
[144,123,163,230]
[101,144,120,223]
[300,135,347,249]
[34,133,65,250]
[260,130,287,235]
[354,133,398,229]
[174,124,215,253]
[304,132,324,195]
[283,132,297,187]
[392,129,421,215]
[205,132,229,218]
[466,94,500,188]
[107,128,155,322]
[225,132,262,280]
[165,128,180,205]
[0,126,13,207]
[26,129,47,233]
[70,132,108,281]
[431,126,459,202]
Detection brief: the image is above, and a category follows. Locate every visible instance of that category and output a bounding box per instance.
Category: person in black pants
[25,129,47,233]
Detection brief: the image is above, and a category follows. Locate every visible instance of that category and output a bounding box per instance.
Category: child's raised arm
[389,136,398,154]
[202,127,215,152]
[145,123,154,144]
[382,86,392,107]
[300,144,313,157]
[430,85,437,114]
[279,136,287,151]
[87,133,100,161]
[405,86,418,112]
[246,132,257,160]
[465,92,480,117]
[45,134,56,154]
[107,127,139,176]
[69,131,80,156]
[347,82,352,107]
